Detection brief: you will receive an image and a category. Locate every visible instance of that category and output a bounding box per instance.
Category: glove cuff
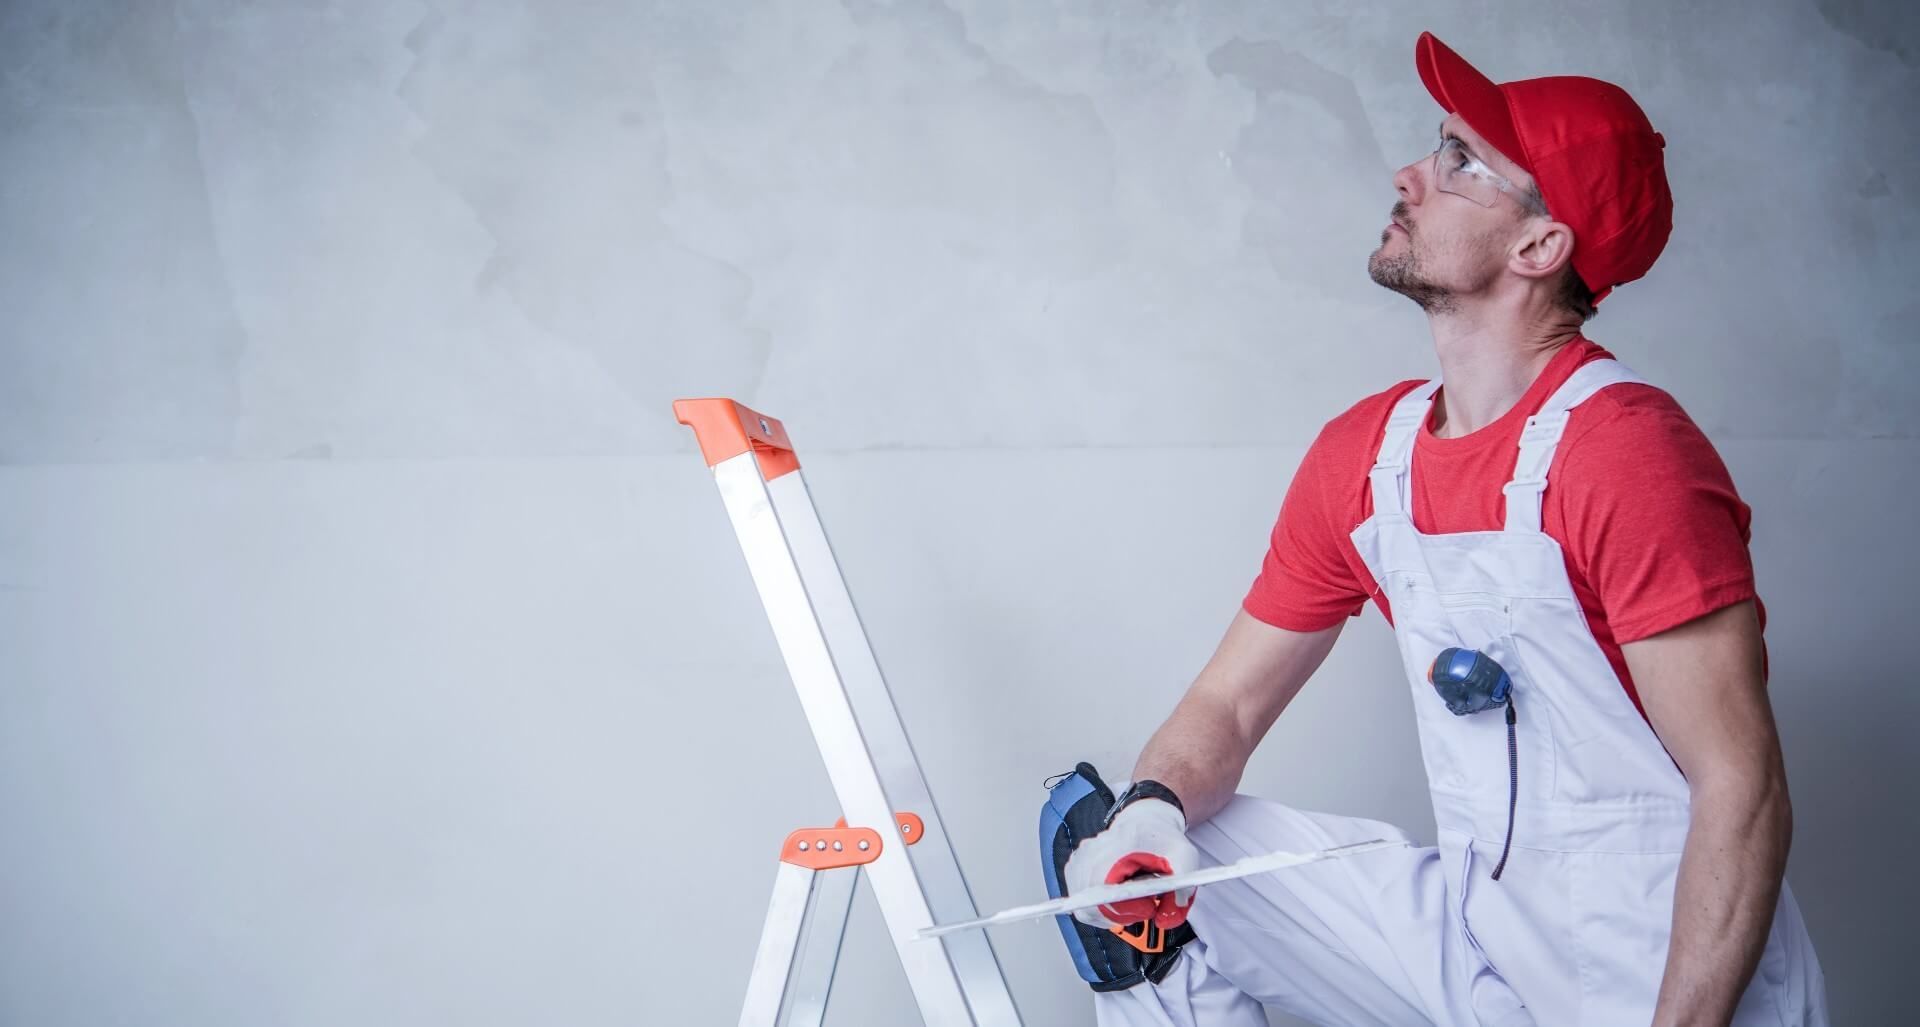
[1106,779,1184,826]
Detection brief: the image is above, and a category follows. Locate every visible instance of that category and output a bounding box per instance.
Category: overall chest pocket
[1396,580,1559,806]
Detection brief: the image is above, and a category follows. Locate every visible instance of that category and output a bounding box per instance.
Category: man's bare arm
[1628,599,1791,1027]
[1131,610,1346,825]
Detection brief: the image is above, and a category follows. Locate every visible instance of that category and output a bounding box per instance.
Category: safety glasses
[1431,136,1548,216]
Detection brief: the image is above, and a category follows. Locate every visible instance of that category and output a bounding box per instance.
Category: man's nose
[1392,157,1424,203]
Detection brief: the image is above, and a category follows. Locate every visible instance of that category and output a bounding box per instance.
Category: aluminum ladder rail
[675,398,1022,1027]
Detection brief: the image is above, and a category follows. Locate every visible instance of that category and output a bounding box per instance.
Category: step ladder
[675,398,1024,1027]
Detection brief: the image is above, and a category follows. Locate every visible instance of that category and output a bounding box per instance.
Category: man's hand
[1062,791,1201,931]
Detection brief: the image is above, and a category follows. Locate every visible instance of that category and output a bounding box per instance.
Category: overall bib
[1094,359,1827,1026]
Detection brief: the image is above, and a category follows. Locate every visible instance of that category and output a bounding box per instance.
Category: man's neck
[1425,305,1582,439]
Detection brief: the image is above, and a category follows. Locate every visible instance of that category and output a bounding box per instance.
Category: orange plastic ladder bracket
[673,398,800,480]
[777,813,925,871]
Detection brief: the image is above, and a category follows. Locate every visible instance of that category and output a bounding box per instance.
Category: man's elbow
[1691,757,1793,850]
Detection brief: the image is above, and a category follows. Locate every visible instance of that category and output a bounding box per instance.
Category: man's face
[1368,114,1544,313]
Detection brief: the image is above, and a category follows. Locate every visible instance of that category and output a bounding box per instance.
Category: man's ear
[1510,219,1576,283]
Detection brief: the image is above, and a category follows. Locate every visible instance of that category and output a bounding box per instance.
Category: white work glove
[1062,784,1201,931]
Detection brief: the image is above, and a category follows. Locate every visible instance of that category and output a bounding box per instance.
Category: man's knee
[1039,762,1196,991]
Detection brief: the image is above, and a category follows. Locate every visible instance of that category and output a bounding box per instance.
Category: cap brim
[1416,32,1530,175]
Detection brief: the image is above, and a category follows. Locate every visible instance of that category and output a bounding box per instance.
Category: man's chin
[1367,235,1404,271]
[1366,251,1401,288]
[1367,253,1451,311]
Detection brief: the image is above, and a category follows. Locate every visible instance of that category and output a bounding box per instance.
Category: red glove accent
[1096,852,1193,929]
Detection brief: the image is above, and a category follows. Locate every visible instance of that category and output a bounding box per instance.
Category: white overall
[1096,360,1827,1026]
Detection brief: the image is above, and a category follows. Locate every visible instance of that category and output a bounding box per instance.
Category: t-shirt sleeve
[1551,397,1759,644]
[1242,427,1371,631]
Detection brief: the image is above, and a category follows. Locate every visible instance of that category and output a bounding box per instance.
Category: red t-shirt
[1242,338,1766,715]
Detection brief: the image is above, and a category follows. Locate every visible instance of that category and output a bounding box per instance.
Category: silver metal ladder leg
[677,399,1023,1026]
[739,848,855,1025]
[740,861,852,1027]
[739,816,924,1026]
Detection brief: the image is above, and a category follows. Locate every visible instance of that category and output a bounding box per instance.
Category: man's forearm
[1131,690,1258,826]
[1126,612,1339,827]
[1652,775,1791,1026]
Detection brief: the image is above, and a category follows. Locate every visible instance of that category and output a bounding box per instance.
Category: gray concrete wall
[1,1,1912,1023]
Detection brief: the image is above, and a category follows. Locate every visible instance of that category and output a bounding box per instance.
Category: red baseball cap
[1415,32,1672,304]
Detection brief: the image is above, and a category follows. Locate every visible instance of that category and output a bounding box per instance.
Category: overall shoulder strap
[1502,358,1652,534]
[1368,380,1442,522]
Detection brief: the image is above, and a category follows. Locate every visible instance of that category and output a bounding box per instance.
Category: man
[1053,32,1828,1026]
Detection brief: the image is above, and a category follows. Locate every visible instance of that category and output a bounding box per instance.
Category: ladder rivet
[816,839,827,848]
[832,841,843,851]
[858,840,870,851]
[797,841,809,851]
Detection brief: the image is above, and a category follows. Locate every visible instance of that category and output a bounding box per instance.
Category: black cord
[1491,698,1517,881]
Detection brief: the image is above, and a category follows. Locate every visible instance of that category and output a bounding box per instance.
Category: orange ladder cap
[673,398,800,480]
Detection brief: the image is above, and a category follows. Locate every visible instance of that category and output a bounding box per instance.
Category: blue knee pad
[1038,762,1195,992]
